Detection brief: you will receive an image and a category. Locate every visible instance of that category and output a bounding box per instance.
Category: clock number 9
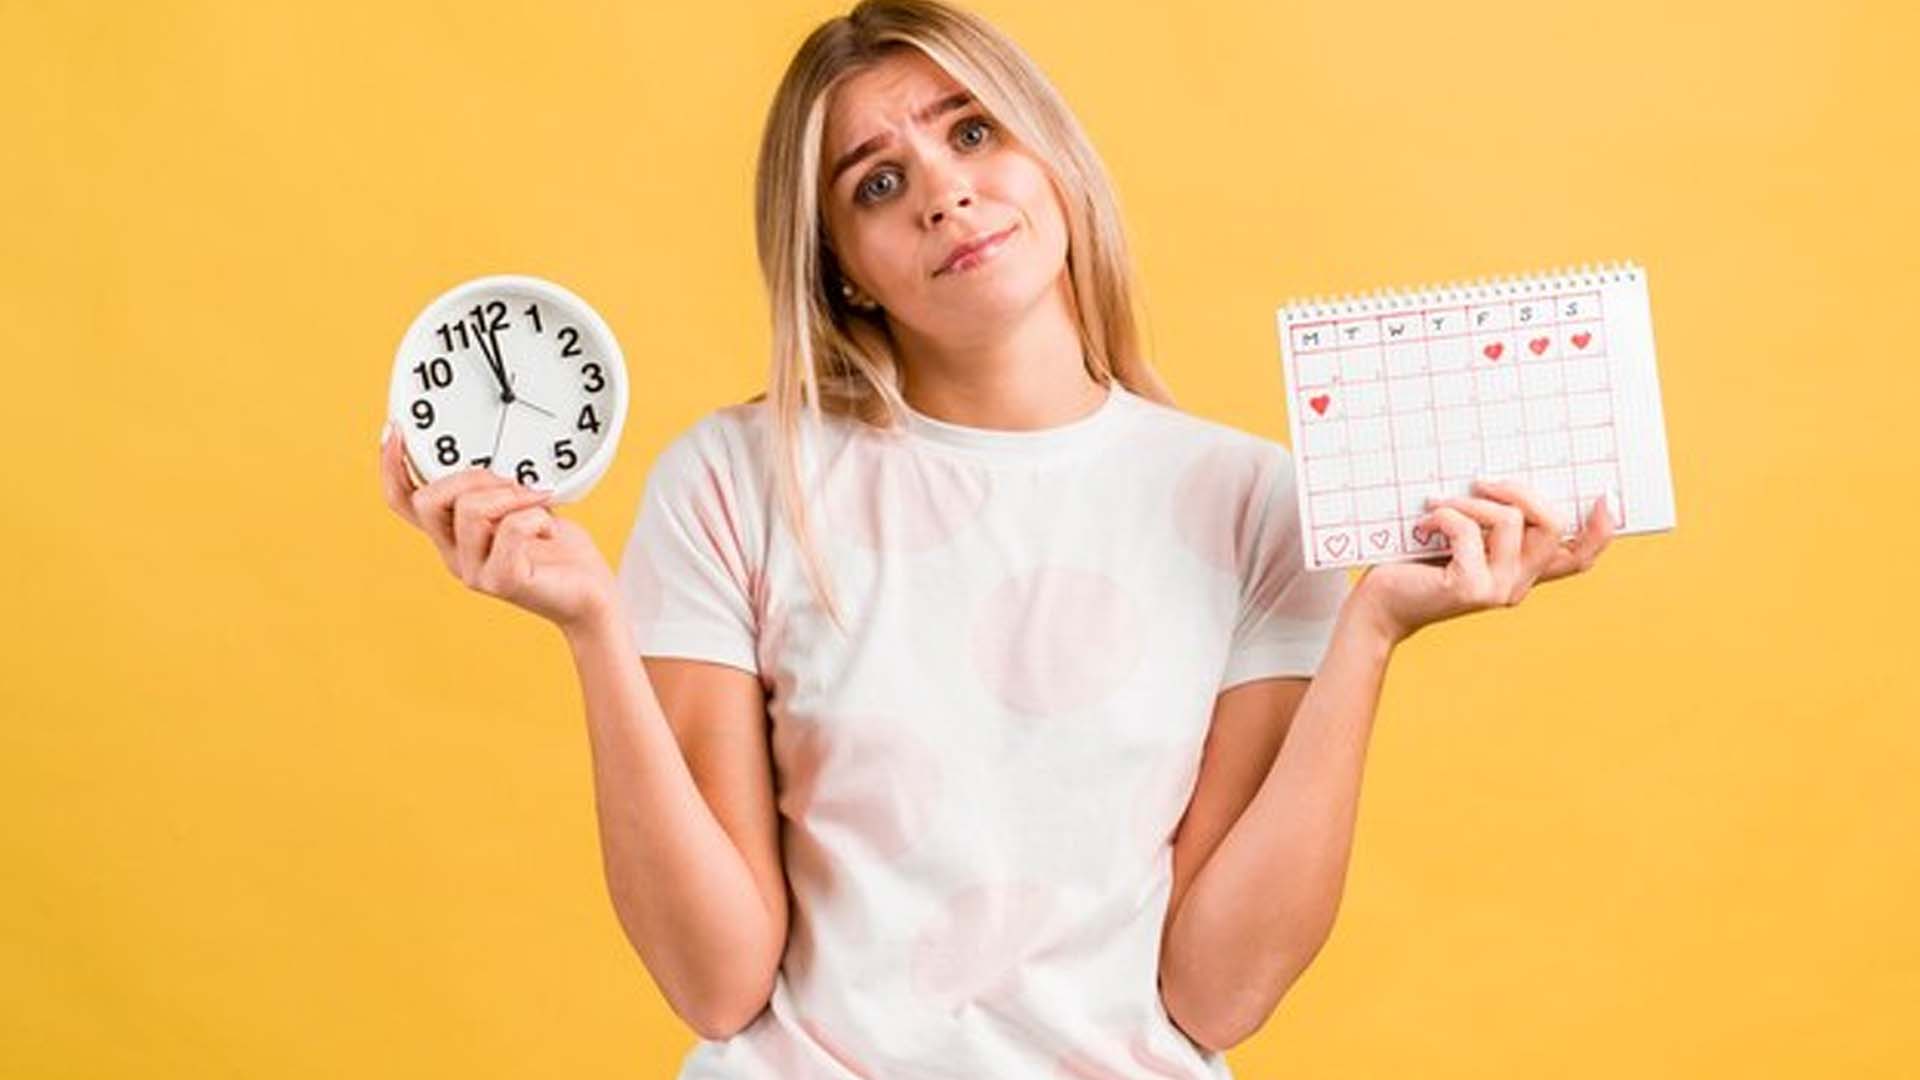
[409,398,435,429]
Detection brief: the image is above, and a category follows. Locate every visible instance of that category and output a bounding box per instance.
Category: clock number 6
[514,441,579,488]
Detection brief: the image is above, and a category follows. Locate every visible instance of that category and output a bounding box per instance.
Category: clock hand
[469,312,513,400]
[491,372,560,418]
[486,320,518,404]
[471,316,501,381]
[488,393,511,464]
[513,395,556,420]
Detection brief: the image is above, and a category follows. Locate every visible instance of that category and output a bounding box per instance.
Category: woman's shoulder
[654,390,859,496]
[1122,386,1298,465]
[658,391,774,460]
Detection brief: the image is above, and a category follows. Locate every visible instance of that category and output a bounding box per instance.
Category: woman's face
[818,48,1070,348]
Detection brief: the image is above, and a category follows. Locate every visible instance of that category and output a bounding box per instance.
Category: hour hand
[484,323,518,403]
[470,317,513,400]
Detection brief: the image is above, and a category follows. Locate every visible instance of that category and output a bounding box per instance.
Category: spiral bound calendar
[1276,261,1677,571]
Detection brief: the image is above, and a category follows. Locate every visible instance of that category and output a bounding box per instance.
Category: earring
[840,280,878,311]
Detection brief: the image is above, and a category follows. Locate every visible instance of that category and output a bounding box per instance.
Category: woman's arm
[1159,480,1612,1050]
[1158,594,1397,1052]
[564,606,788,1040]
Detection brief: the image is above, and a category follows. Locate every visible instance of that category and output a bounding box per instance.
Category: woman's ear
[823,250,879,312]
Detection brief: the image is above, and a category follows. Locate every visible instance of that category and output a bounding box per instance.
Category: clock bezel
[388,273,628,504]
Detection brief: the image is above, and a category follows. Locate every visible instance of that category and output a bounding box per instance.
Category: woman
[378,1,1614,1075]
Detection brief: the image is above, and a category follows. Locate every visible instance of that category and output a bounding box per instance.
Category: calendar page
[1275,262,1677,571]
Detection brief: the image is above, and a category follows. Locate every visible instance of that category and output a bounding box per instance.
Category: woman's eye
[851,118,993,206]
[955,116,993,148]
[855,170,899,205]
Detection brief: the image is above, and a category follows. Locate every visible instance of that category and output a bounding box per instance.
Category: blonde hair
[750,0,1177,634]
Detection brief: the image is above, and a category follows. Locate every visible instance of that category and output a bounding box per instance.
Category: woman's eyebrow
[827,91,975,186]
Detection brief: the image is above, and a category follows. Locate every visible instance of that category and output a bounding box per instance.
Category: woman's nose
[920,159,975,228]
[924,190,973,229]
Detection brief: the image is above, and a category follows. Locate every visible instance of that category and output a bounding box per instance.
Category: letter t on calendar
[1276,262,1678,570]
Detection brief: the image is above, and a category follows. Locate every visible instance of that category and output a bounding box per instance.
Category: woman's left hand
[1349,477,1616,646]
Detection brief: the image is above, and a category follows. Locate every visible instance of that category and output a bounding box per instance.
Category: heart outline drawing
[1323,534,1350,558]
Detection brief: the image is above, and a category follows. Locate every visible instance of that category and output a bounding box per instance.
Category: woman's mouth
[935,225,1018,277]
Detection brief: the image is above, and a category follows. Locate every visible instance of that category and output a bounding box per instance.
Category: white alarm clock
[388,273,628,502]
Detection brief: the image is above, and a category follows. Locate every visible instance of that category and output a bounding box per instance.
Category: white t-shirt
[615,380,1351,1079]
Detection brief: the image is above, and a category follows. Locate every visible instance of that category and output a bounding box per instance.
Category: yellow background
[6,0,1914,1076]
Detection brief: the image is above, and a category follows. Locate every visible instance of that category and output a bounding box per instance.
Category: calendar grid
[1280,265,1646,570]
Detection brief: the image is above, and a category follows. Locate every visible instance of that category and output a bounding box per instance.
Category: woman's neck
[891,276,1103,431]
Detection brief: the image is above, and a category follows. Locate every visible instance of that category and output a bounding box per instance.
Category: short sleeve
[1217,443,1352,690]
[614,420,761,675]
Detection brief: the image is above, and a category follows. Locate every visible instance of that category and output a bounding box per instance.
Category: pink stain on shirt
[910,880,1061,1011]
[970,566,1143,716]
[691,458,756,592]
[773,712,943,864]
[1172,442,1269,575]
[754,605,792,701]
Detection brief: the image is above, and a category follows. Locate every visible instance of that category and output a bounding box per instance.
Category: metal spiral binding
[1280,260,1642,320]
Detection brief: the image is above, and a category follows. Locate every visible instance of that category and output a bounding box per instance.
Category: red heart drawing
[1571,332,1592,350]
[1309,394,1331,415]
[1369,529,1391,550]
[1528,336,1550,355]
[1324,534,1350,557]
[1482,342,1504,361]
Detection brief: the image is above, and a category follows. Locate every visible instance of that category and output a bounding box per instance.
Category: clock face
[388,274,628,502]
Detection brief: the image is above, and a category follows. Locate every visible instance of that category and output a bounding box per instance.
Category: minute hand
[471,318,515,402]
[483,322,518,404]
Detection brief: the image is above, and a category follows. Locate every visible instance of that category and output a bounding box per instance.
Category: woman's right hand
[378,421,622,637]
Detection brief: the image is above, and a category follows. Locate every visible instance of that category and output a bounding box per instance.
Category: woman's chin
[941,263,1054,310]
